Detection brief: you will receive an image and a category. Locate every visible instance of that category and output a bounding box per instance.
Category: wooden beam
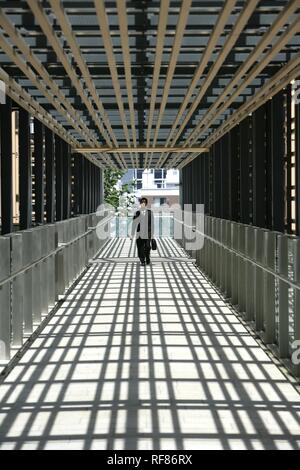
[165,0,259,169]
[147,0,192,169]
[205,52,300,148]
[0,67,74,150]
[73,147,210,154]
[176,3,300,169]
[185,0,300,147]
[0,9,99,150]
[158,0,238,169]
[178,53,300,169]
[0,56,105,172]
[25,1,120,170]
[0,25,107,171]
[94,0,131,169]
[48,0,120,170]
[144,0,170,167]
[116,0,138,168]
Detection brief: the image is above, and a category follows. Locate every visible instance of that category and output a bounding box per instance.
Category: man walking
[130,197,154,266]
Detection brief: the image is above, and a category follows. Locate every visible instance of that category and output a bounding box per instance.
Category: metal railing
[2,210,299,377]
[174,213,300,377]
[0,213,112,363]
[112,214,175,238]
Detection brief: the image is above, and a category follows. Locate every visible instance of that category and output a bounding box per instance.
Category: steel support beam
[84,158,89,214]
[45,126,55,224]
[221,134,230,220]
[0,96,13,235]
[213,141,222,219]
[55,135,63,222]
[270,91,285,233]
[296,100,300,236]
[253,105,267,229]
[80,155,85,215]
[286,85,293,234]
[34,118,45,225]
[62,141,71,220]
[204,155,209,214]
[228,127,240,222]
[200,156,205,206]
[19,107,32,230]
[239,117,252,225]
[88,161,92,214]
[73,154,80,216]
[94,166,98,211]
[91,164,95,214]
[209,149,213,216]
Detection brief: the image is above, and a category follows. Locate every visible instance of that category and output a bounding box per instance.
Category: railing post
[211,218,216,283]
[245,226,255,322]
[0,237,11,360]
[221,220,228,294]
[216,219,222,289]
[47,224,57,308]
[231,223,238,306]
[74,219,80,279]
[63,220,72,289]
[237,224,246,313]
[264,231,276,344]
[225,220,231,298]
[10,234,24,347]
[55,223,66,297]
[254,228,265,332]
[81,217,86,266]
[159,214,162,239]
[22,230,34,335]
[278,234,289,358]
[213,219,218,286]
[206,217,211,275]
[40,226,49,316]
[32,228,42,324]
[207,218,211,276]
[293,239,300,376]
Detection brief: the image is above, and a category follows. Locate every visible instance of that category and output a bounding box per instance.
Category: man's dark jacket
[131,209,154,239]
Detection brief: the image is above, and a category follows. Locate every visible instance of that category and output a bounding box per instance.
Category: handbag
[147,210,157,250]
[151,239,157,251]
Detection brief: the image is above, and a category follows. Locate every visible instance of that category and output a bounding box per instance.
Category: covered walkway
[0,239,299,451]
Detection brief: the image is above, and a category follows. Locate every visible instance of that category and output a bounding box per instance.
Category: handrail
[174,217,300,293]
[0,216,114,288]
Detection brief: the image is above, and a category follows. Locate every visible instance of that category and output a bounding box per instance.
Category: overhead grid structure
[0,1,300,450]
[0,1,298,172]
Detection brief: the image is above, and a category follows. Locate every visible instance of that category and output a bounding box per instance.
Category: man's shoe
[146,260,151,265]
[141,261,146,266]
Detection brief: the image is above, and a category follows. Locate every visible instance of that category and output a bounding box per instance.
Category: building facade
[121,168,180,208]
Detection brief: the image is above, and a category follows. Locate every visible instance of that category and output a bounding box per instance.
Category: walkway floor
[0,238,300,450]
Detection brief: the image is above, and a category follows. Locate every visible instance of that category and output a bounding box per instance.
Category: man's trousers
[136,238,151,263]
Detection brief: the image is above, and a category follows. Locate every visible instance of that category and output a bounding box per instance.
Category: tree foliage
[104,168,136,211]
